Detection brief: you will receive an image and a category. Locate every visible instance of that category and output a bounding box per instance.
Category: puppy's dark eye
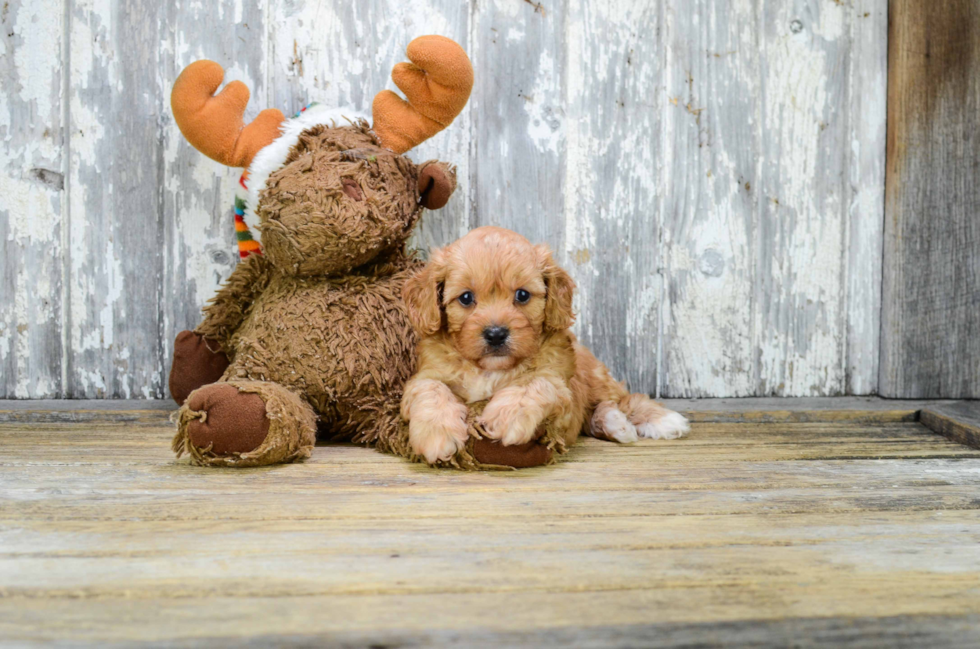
[458,291,475,307]
[515,289,531,304]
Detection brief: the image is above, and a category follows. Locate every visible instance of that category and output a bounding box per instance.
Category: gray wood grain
[4,407,980,645]
[160,0,269,397]
[660,0,763,397]
[0,0,66,398]
[753,0,852,397]
[880,0,980,398]
[99,615,980,649]
[562,0,664,395]
[66,0,168,397]
[470,0,565,247]
[844,0,887,395]
[0,396,963,424]
[0,0,899,399]
[661,0,886,397]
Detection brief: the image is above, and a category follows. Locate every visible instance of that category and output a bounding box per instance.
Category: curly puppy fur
[400,226,689,464]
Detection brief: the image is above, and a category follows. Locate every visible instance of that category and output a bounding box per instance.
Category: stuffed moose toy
[168,36,551,469]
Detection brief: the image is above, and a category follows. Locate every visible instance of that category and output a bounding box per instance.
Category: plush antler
[171,61,286,168]
[372,36,473,154]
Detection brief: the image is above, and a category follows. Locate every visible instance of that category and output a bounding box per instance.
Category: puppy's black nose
[483,325,510,347]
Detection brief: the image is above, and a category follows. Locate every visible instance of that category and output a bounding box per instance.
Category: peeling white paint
[0,0,888,398]
[524,50,563,155]
[0,0,66,397]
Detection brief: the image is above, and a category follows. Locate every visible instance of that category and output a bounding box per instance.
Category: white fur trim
[242,105,370,228]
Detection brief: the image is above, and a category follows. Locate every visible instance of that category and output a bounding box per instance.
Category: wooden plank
[665,396,951,423]
[844,0,888,395]
[562,0,664,395]
[160,1,269,399]
[265,0,473,255]
[660,0,761,397]
[3,419,977,452]
[4,423,980,524]
[752,0,853,397]
[0,397,967,424]
[0,2,895,400]
[2,416,980,645]
[6,510,980,557]
[5,453,980,497]
[1,600,979,648]
[0,0,66,398]
[470,0,564,247]
[920,402,980,450]
[881,0,980,398]
[66,0,168,398]
[5,536,980,598]
[662,0,885,397]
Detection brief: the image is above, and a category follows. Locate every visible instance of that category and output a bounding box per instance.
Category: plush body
[173,249,421,465]
[169,121,432,466]
[401,227,689,464]
[168,37,555,468]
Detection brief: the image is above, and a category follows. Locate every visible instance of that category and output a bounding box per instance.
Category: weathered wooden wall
[881,0,980,399]
[0,0,893,398]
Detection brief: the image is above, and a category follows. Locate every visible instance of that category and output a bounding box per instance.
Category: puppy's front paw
[635,410,689,440]
[409,406,469,464]
[596,407,639,443]
[479,391,542,447]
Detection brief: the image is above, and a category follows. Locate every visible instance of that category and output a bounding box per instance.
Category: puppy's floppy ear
[402,247,449,335]
[535,244,575,331]
[417,161,456,210]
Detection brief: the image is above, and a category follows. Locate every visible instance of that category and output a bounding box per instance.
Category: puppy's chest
[449,370,517,403]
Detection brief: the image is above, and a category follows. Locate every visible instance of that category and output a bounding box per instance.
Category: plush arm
[194,253,274,351]
[400,376,469,464]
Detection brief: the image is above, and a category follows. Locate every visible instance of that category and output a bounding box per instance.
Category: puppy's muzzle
[482,325,510,350]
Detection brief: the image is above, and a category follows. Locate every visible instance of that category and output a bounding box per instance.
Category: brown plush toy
[168,36,546,469]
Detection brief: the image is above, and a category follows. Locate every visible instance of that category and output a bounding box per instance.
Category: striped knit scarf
[233,173,261,259]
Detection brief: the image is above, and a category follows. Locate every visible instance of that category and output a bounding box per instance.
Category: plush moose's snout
[418,161,456,210]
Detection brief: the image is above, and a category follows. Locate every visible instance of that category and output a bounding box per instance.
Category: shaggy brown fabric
[169,331,230,405]
[195,253,274,353]
[171,122,453,468]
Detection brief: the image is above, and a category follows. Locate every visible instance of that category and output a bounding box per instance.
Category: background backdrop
[0,0,972,399]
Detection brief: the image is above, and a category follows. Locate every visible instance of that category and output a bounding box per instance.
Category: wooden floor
[2,400,980,647]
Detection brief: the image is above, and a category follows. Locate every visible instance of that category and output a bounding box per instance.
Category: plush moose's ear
[402,248,449,335]
[418,161,456,210]
[535,244,576,332]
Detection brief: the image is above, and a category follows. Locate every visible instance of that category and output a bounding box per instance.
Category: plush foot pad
[471,437,553,468]
[185,383,270,455]
[173,380,317,468]
[169,331,230,406]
